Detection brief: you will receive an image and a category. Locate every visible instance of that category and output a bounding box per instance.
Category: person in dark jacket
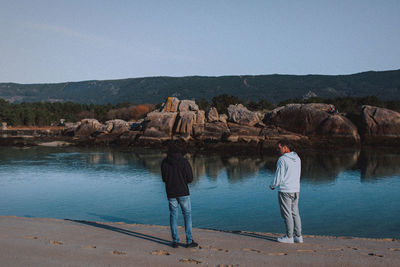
[161,141,198,248]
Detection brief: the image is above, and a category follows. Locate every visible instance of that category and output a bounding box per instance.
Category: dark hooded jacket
[161,152,193,198]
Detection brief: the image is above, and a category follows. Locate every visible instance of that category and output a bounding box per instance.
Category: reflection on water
[299,150,360,183]
[0,146,399,238]
[358,149,400,179]
[1,147,400,183]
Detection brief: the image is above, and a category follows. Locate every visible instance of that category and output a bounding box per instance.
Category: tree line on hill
[1,69,399,105]
[0,95,399,127]
[0,99,153,127]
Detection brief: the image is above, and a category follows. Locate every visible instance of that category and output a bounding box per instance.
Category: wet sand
[0,216,399,266]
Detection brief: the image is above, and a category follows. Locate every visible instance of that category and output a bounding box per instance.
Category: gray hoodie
[270,152,301,193]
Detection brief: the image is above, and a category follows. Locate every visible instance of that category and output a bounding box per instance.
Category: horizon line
[1,68,399,85]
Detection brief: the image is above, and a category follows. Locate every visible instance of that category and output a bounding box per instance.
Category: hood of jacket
[165,152,184,164]
[282,151,300,162]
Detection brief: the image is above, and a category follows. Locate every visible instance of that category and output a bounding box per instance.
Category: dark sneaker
[186,241,198,248]
[172,242,179,248]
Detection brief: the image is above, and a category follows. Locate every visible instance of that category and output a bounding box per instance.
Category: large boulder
[362,105,400,137]
[142,111,178,139]
[227,104,260,126]
[227,123,262,143]
[259,126,310,150]
[193,122,230,141]
[196,110,206,124]
[219,114,228,124]
[206,107,219,122]
[104,119,130,135]
[63,122,81,136]
[260,126,308,142]
[75,119,106,136]
[316,114,359,139]
[130,119,145,131]
[179,100,199,112]
[175,111,196,137]
[264,103,359,142]
[161,97,180,112]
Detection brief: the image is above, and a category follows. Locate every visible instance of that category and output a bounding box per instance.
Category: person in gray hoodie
[270,140,303,243]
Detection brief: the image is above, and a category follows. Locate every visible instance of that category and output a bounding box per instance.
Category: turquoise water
[0,147,399,238]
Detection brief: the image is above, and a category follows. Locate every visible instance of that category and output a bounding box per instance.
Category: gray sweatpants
[278,192,302,237]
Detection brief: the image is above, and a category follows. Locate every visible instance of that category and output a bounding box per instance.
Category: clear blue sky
[1,0,399,83]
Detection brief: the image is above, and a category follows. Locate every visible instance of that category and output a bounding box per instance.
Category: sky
[0,0,399,84]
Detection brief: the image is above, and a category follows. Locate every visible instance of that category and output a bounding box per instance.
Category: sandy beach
[0,216,399,266]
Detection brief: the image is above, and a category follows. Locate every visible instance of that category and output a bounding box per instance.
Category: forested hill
[1,69,399,104]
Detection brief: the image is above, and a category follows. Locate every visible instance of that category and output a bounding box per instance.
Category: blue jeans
[168,195,193,244]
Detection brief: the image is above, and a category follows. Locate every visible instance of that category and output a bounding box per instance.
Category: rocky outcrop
[206,107,219,122]
[142,111,178,139]
[264,103,360,142]
[104,119,130,135]
[227,123,262,143]
[74,119,105,136]
[178,100,199,112]
[227,104,260,126]
[54,98,400,149]
[196,110,206,124]
[219,114,228,124]
[260,125,308,142]
[144,99,205,140]
[193,122,230,141]
[161,97,180,112]
[63,122,81,136]
[362,105,400,137]
[175,111,196,137]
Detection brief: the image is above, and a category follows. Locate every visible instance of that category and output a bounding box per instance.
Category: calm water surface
[0,146,399,238]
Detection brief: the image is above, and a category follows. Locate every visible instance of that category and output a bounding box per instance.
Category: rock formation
[58,98,400,148]
[161,97,180,112]
[74,119,105,136]
[206,107,219,122]
[104,119,130,135]
[193,122,230,141]
[362,105,400,137]
[141,111,178,140]
[264,103,360,143]
[227,104,260,126]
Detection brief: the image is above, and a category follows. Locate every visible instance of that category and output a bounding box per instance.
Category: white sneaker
[294,236,304,243]
[277,236,294,243]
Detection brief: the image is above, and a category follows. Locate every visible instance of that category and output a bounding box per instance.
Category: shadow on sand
[206,228,278,242]
[66,219,174,247]
[67,219,278,248]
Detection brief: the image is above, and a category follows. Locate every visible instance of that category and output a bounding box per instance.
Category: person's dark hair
[277,139,295,151]
[167,140,183,154]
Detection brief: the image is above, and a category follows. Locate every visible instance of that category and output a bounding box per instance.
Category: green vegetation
[211,94,242,114]
[278,95,400,114]
[0,69,399,104]
[197,94,400,117]
[0,99,153,126]
[196,94,274,113]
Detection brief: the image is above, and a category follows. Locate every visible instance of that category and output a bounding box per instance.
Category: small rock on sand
[151,250,170,256]
[179,258,202,264]
[112,250,126,255]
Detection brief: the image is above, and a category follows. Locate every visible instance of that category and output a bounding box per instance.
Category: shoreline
[1,216,399,266]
